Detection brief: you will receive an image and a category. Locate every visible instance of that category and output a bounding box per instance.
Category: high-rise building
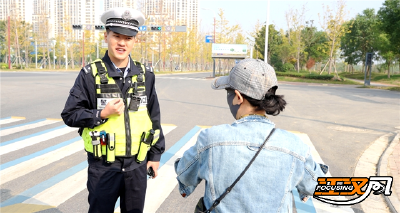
[104,0,144,12]
[30,0,100,40]
[0,0,29,22]
[143,0,198,29]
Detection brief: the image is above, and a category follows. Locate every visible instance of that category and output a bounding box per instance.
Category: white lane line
[0,126,77,156]
[0,117,25,125]
[293,133,354,213]
[143,130,201,213]
[23,169,87,207]
[0,119,60,137]
[0,140,83,185]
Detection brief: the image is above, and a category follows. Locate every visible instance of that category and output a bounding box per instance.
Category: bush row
[276,71,334,80]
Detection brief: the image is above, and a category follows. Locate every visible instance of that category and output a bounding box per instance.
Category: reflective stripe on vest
[82,59,159,157]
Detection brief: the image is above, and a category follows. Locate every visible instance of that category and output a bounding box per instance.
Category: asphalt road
[1,71,399,213]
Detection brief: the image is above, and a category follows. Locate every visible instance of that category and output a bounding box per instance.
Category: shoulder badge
[145,66,154,73]
[82,65,92,74]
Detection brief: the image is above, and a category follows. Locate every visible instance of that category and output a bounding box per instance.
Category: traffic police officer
[61,7,165,213]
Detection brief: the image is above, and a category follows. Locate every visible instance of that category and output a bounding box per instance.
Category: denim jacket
[174,115,327,213]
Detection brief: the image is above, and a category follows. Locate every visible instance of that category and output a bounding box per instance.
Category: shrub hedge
[276,71,334,80]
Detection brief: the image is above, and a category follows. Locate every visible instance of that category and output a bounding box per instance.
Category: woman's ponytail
[242,87,287,116]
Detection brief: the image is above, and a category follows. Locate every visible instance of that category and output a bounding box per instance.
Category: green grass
[277,76,362,85]
[340,72,400,86]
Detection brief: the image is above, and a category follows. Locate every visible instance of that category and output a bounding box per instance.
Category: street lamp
[201,8,216,44]
[264,0,270,63]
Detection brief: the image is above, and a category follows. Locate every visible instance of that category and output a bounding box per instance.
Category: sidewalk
[354,128,400,213]
[347,78,398,87]
[386,134,400,212]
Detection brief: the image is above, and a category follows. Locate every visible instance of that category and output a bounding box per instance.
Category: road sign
[205,35,214,43]
[165,26,172,32]
[212,44,248,59]
[95,25,105,30]
[139,26,147,31]
[150,26,162,31]
[72,25,82,30]
[85,25,92,30]
[175,26,187,32]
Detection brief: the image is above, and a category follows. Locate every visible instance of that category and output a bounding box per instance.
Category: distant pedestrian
[174,59,328,213]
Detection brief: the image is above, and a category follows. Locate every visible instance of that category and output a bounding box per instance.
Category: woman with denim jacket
[174,59,328,213]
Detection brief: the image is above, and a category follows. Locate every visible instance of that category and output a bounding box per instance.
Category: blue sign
[205,35,214,43]
[139,26,147,31]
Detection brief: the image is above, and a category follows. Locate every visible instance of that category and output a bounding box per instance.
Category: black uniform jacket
[61,51,165,172]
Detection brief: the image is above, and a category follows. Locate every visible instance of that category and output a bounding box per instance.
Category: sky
[199,0,386,36]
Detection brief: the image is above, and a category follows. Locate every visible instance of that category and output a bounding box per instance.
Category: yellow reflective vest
[81,59,159,159]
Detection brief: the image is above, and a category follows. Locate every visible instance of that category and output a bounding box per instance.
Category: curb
[353,132,395,213]
[378,131,400,213]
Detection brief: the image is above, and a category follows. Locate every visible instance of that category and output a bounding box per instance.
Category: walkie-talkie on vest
[129,82,141,111]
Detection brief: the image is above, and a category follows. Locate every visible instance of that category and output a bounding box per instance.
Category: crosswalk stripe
[0,161,88,208]
[293,133,354,213]
[0,137,81,171]
[0,139,83,185]
[0,117,25,125]
[0,126,77,155]
[23,169,87,207]
[0,123,177,210]
[143,127,201,213]
[0,119,61,136]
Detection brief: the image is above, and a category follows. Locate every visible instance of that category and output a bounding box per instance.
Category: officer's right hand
[100,98,124,118]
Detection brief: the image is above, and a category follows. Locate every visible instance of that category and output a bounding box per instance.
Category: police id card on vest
[97,97,148,110]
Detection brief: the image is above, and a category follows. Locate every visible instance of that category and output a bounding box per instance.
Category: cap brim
[211,76,232,90]
[108,26,137,37]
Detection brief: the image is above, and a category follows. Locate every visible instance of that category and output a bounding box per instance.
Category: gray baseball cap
[211,59,278,100]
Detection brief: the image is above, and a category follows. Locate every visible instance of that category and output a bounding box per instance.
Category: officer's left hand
[147,161,160,179]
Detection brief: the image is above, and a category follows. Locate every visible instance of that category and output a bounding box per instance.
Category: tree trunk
[387,62,391,78]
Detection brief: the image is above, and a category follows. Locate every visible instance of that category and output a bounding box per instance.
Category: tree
[376,33,396,78]
[319,0,349,76]
[341,9,379,71]
[378,0,400,55]
[303,27,329,71]
[286,6,307,72]
[0,20,6,63]
[254,24,281,63]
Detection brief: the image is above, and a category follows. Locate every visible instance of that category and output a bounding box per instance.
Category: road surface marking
[23,169,87,207]
[144,127,201,213]
[0,139,82,185]
[293,132,354,213]
[0,161,88,208]
[0,119,60,136]
[0,124,177,211]
[0,117,26,125]
[0,126,77,155]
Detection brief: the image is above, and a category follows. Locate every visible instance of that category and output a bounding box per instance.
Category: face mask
[227,89,241,119]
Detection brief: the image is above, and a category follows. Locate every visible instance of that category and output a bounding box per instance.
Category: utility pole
[214,17,216,43]
[8,16,11,69]
[53,41,56,69]
[82,31,85,67]
[65,42,68,70]
[35,41,37,69]
[97,40,99,59]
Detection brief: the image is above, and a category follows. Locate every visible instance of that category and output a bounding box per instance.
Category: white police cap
[100,7,145,37]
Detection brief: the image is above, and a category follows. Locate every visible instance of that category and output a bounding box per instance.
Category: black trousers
[87,163,147,213]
